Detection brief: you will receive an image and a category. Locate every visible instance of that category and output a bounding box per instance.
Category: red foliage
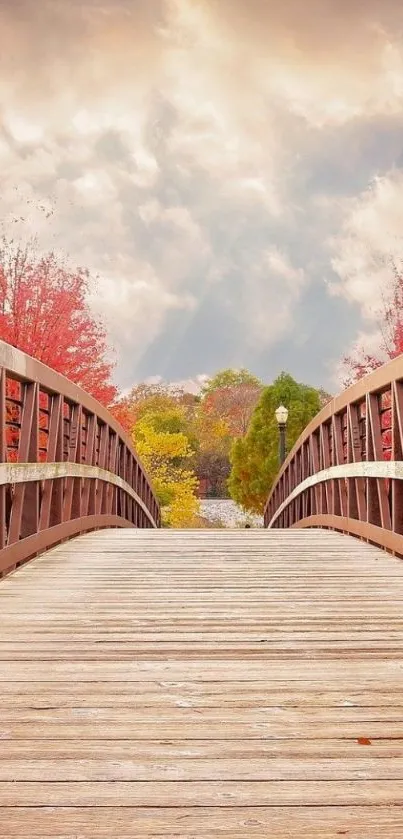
[0,239,116,406]
[109,399,134,433]
[204,383,261,437]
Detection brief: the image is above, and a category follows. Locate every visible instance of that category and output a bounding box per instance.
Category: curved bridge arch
[0,341,160,577]
[265,353,403,555]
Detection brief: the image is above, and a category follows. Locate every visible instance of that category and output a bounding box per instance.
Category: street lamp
[275,404,289,466]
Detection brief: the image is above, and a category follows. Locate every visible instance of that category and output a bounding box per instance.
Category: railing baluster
[40,393,63,531]
[332,414,347,517]
[63,403,83,522]
[95,424,109,516]
[367,393,391,530]
[81,413,96,517]
[310,432,320,516]
[321,423,331,514]
[9,382,39,546]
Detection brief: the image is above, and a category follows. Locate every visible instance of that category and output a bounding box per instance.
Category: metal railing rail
[265,355,403,555]
[0,341,160,576]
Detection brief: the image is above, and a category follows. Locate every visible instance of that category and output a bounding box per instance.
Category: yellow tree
[133,406,199,528]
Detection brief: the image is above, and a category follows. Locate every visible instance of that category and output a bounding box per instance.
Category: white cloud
[328,171,403,385]
[2,0,403,389]
[265,247,306,287]
[174,374,210,394]
[233,247,307,349]
[329,172,403,319]
[89,261,197,368]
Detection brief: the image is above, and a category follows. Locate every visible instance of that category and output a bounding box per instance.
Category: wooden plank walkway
[0,528,403,837]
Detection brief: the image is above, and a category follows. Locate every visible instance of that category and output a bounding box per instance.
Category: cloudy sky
[1,0,403,392]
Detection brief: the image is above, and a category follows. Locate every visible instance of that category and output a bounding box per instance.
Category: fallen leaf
[357,737,372,745]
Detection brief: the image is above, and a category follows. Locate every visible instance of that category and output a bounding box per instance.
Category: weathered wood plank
[1,528,403,836]
[0,738,401,758]
[0,806,402,838]
[0,660,402,680]
[1,721,402,739]
[2,779,403,806]
[1,757,403,781]
[2,686,403,707]
[2,705,403,723]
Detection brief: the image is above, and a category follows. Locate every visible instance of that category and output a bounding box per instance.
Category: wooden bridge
[1,342,403,837]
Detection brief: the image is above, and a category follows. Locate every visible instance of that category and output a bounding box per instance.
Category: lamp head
[275,404,289,426]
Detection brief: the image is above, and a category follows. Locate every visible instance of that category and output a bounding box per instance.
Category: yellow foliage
[191,410,230,454]
[135,418,192,464]
[133,411,199,528]
[160,468,200,528]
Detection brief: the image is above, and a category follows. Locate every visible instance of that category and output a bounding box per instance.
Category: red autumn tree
[202,368,262,438]
[0,238,116,405]
[343,262,403,387]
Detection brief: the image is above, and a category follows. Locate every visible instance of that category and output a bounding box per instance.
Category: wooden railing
[264,355,403,555]
[0,341,160,577]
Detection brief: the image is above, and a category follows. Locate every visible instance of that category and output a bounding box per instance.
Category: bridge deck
[0,528,403,837]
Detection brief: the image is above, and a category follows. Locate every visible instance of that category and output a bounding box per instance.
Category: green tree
[228,372,321,514]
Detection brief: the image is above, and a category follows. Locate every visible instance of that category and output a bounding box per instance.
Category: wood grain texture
[1,527,403,836]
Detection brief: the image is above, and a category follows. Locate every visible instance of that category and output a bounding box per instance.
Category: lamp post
[275,404,289,466]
